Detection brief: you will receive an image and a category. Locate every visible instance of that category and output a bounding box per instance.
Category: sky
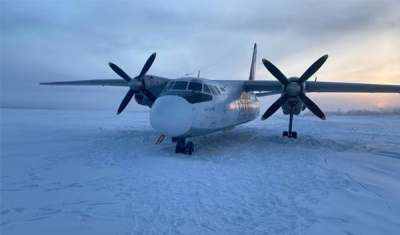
[1,0,400,112]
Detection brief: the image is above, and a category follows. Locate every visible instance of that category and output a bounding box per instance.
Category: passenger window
[172,81,188,90]
[209,85,217,95]
[213,86,221,95]
[203,85,211,93]
[188,82,202,92]
[166,82,174,90]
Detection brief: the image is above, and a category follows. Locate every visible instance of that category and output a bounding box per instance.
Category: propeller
[108,53,156,115]
[261,54,328,121]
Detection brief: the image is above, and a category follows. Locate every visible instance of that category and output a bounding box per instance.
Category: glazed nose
[150,96,193,137]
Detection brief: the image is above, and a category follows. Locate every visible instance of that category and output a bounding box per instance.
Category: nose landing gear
[174,138,195,155]
[283,112,297,139]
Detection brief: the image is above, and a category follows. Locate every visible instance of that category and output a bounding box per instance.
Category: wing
[255,91,281,97]
[40,79,128,87]
[306,81,400,93]
[243,80,282,92]
[243,80,400,93]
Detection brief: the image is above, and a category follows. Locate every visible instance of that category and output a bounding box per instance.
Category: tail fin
[249,43,257,80]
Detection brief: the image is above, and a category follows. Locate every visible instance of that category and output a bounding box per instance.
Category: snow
[1,108,399,235]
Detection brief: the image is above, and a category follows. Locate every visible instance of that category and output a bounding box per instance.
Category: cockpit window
[172,81,188,90]
[209,85,217,95]
[213,85,221,95]
[203,85,211,93]
[188,82,202,92]
[166,81,174,90]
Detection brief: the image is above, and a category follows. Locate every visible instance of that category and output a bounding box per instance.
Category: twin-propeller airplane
[41,44,400,155]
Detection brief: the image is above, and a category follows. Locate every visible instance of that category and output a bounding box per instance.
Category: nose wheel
[175,138,195,155]
[283,131,297,138]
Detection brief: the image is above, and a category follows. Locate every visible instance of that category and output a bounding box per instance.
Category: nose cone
[150,96,193,137]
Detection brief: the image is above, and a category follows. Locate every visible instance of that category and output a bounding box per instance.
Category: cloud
[1,0,399,111]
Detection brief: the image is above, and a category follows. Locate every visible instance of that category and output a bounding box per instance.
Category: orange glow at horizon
[251,31,400,110]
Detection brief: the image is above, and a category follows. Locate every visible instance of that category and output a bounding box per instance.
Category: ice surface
[1,108,399,235]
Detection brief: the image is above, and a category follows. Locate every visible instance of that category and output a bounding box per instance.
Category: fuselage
[150,77,260,138]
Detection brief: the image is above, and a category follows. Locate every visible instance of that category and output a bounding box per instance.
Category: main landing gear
[283,112,297,139]
[174,138,194,155]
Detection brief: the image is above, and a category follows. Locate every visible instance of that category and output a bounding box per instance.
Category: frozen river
[1,108,399,235]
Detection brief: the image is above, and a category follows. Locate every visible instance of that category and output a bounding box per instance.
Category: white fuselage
[150,78,260,138]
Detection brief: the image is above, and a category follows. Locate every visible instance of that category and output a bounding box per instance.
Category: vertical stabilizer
[249,43,257,80]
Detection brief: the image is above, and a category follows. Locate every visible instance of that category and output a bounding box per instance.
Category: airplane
[41,44,400,155]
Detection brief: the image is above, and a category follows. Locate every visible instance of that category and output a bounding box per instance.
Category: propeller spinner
[261,55,328,121]
[108,53,156,115]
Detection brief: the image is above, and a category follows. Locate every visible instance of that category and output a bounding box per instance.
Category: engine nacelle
[134,93,152,107]
[142,75,169,96]
[281,77,307,115]
[282,97,303,115]
[135,75,169,108]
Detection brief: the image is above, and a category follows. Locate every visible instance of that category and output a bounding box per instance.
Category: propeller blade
[298,93,326,120]
[109,62,132,82]
[138,52,156,79]
[117,89,135,115]
[298,54,328,84]
[262,58,289,86]
[261,94,289,120]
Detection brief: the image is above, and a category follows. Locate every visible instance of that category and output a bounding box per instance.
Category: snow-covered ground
[1,108,399,235]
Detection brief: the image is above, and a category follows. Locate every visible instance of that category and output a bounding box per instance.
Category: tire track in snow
[324,156,391,211]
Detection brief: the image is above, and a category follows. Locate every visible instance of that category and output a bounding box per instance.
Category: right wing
[40,79,128,87]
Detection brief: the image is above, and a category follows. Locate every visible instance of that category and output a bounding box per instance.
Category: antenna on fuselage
[197,70,200,78]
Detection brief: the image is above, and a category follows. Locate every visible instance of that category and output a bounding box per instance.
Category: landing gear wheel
[291,132,297,139]
[186,142,194,155]
[175,141,186,154]
[283,131,288,137]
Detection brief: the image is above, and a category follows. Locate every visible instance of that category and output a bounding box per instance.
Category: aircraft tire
[292,132,297,139]
[186,142,194,155]
[283,131,289,137]
[176,142,186,154]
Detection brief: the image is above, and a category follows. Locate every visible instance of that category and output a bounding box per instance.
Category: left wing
[243,80,400,93]
[244,80,282,92]
[40,79,128,87]
[255,91,281,97]
[306,81,400,93]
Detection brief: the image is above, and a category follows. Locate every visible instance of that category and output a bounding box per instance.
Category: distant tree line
[304,106,400,116]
